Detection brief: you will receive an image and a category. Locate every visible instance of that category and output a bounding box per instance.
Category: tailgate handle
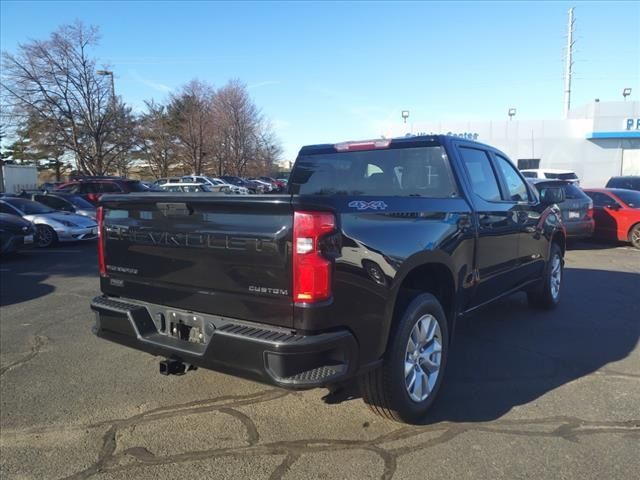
[157,202,193,217]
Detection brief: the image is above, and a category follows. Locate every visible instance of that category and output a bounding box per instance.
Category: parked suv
[605,176,640,192]
[529,179,593,239]
[56,177,148,204]
[91,135,566,423]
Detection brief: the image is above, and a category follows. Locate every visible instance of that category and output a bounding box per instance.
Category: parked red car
[583,188,640,249]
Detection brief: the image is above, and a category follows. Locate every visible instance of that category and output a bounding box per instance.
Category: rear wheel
[359,293,449,423]
[35,225,57,248]
[528,243,563,309]
[629,224,640,249]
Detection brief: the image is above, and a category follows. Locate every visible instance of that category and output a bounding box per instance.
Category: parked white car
[158,182,228,193]
[520,169,580,185]
[181,175,248,195]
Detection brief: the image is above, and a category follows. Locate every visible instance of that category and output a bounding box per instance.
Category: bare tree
[135,101,177,179]
[212,79,260,176]
[1,22,135,175]
[168,80,214,175]
[210,80,282,177]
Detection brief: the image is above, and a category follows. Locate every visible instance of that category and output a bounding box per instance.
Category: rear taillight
[292,211,336,303]
[587,204,594,219]
[96,206,106,276]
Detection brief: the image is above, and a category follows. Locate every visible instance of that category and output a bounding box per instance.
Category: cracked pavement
[1,242,639,479]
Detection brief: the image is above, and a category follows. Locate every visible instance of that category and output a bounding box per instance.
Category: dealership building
[387,100,640,188]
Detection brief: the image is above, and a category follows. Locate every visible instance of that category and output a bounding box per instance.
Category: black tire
[35,225,57,248]
[527,242,563,309]
[629,224,640,249]
[359,293,449,423]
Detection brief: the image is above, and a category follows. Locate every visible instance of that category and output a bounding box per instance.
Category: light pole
[401,110,410,124]
[623,88,632,101]
[508,108,517,121]
[96,70,116,107]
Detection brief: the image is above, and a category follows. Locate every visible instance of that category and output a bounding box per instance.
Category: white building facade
[386,101,640,188]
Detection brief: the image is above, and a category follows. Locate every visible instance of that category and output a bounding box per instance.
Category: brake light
[293,211,336,303]
[586,207,594,219]
[335,139,391,151]
[96,206,106,276]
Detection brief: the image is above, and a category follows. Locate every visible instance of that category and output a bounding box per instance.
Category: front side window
[0,202,18,215]
[3,198,55,215]
[494,155,530,202]
[459,148,501,202]
[290,145,458,198]
[613,190,640,208]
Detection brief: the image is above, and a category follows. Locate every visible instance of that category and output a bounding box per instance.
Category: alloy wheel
[550,253,562,299]
[404,314,442,402]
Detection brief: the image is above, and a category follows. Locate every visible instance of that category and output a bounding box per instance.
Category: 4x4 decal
[348,200,388,211]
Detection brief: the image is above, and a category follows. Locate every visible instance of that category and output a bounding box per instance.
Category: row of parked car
[524,174,640,249]
[1,173,638,254]
[153,175,288,194]
[0,174,289,253]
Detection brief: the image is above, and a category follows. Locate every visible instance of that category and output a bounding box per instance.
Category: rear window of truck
[290,145,458,197]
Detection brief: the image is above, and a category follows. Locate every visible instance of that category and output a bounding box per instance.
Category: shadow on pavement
[326,267,640,424]
[0,242,97,307]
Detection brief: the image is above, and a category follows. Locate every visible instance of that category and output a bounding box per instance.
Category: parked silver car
[0,197,98,248]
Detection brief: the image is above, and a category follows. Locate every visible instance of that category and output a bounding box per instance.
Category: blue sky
[1,1,639,161]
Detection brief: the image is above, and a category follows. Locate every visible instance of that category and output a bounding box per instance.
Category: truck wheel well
[392,263,456,340]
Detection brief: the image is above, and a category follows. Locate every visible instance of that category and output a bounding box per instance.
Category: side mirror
[605,203,621,211]
[539,186,565,205]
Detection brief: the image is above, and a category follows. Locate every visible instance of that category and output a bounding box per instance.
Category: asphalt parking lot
[1,241,639,480]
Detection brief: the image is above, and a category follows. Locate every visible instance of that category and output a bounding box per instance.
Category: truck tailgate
[99,194,294,328]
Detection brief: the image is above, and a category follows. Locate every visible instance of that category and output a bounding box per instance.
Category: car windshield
[65,195,95,209]
[615,190,640,208]
[4,198,56,215]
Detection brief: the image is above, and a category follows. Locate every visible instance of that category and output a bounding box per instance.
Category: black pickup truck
[91,135,566,423]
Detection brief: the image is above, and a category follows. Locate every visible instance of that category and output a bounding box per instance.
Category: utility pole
[563,7,575,119]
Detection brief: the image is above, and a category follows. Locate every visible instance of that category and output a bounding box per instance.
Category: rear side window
[290,145,458,197]
[587,192,618,207]
[35,195,69,210]
[459,148,502,202]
